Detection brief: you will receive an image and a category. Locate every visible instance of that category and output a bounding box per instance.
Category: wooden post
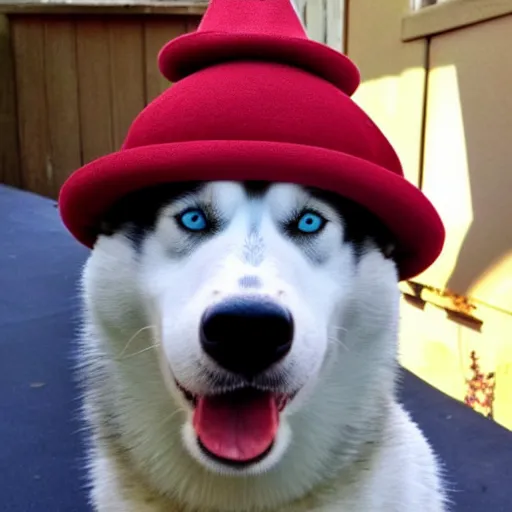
[0,14,21,188]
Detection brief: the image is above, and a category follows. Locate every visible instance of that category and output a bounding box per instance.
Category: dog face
[82,181,400,507]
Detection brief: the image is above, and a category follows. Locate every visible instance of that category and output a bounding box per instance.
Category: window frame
[403,0,512,41]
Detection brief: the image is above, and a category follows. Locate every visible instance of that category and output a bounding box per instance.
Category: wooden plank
[186,14,201,32]
[108,20,145,148]
[402,0,512,41]
[43,18,81,195]
[0,3,207,16]
[12,17,51,196]
[76,20,114,163]
[0,15,20,187]
[143,18,186,102]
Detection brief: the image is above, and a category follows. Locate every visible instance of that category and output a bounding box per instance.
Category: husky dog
[79,181,446,511]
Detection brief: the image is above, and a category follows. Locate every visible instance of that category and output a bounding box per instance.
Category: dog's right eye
[177,208,208,232]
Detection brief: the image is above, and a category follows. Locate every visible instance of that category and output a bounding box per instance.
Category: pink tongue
[193,390,278,462]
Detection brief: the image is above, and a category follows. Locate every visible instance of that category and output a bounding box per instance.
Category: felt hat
[58,0,444,280]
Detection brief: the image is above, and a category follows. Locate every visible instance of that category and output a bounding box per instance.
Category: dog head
[82,181,400,508]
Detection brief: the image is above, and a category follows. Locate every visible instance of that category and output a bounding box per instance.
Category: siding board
[44,18,81,195]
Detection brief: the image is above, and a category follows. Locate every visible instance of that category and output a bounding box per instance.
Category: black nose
[200,297,294,378]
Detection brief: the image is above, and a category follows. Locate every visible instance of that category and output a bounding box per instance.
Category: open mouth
[176,381,294,466]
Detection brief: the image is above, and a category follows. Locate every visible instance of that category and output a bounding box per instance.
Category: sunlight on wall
[354,64,475,286]
[399,299,467,400]
[399,296,512,430]
[418,64,473,288]
[353,67,426,186]
[348,0,512,432]
[355,64,512,429]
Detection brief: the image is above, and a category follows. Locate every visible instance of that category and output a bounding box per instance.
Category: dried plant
[464,350,496,419]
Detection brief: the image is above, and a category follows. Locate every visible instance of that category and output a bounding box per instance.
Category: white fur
[79,182,447,511]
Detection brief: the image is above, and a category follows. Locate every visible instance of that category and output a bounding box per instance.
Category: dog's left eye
[177,208,208,232]
[296,211,326,234]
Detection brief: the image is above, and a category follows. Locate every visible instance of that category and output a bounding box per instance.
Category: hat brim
[58,140,444,280]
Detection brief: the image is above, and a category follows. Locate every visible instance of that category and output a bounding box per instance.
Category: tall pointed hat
[59,0,444,279]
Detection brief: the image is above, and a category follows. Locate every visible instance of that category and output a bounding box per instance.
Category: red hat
[58,0,444,280]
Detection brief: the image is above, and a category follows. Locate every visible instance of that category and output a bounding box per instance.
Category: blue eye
[178,209,208,232]
[297,211,325,234]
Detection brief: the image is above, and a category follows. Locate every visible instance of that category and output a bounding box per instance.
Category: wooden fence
[0,4,204,198]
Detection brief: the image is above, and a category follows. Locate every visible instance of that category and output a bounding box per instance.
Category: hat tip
[197,0,308,39]
[158,0,360,95]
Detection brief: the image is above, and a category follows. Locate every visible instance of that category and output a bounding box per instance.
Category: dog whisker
[119,342,161,360]
[162,406,187,424]
[118,325,156,358]
[328,335,349,352]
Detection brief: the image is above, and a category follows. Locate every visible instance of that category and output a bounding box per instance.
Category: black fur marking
[243,181,270,197]
[307,187,397,263]
[97,181,396,264]
[99,181,269,251]
[98,182,203,250]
